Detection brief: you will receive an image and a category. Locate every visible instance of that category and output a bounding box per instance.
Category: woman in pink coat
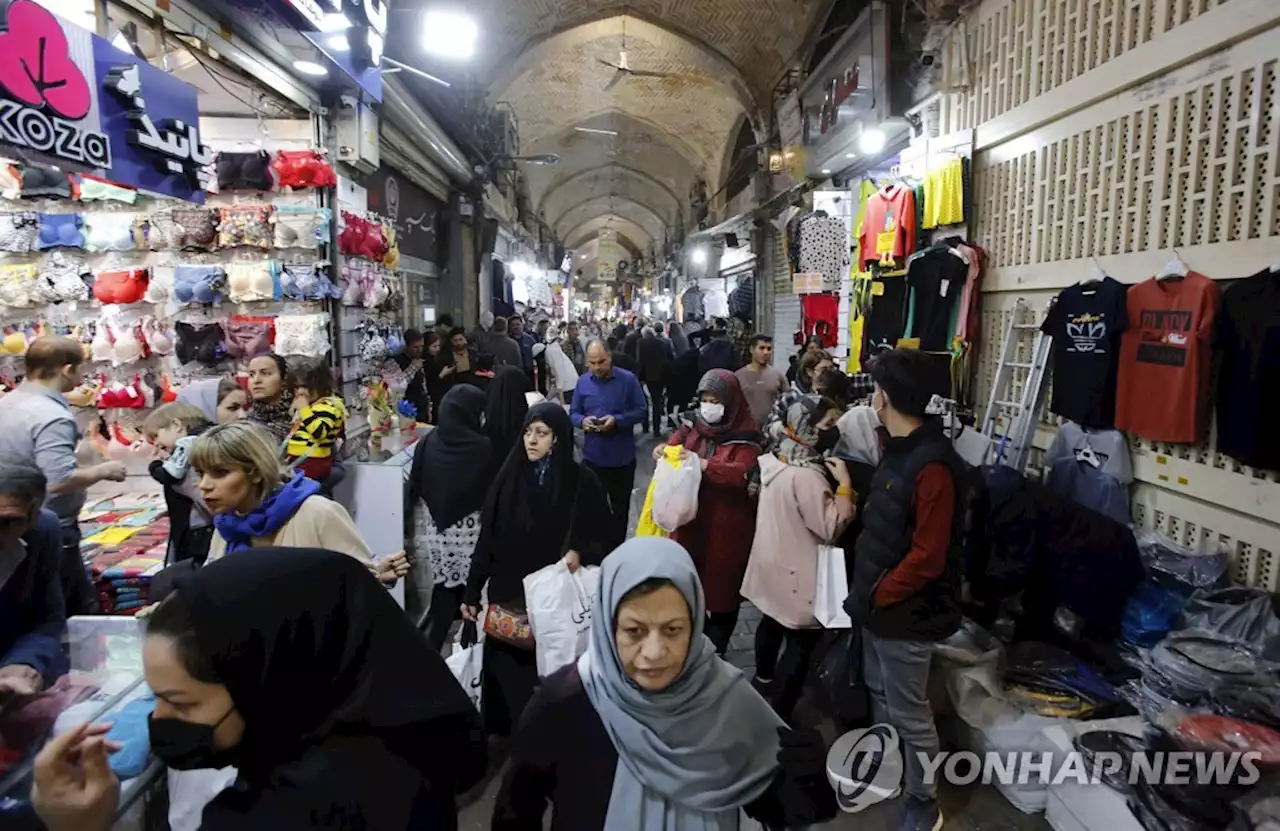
[740,395,854,721]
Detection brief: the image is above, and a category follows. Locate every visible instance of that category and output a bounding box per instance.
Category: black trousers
[482,637,538,738]
[645,381,666,435]
[754,614,823,722]
[705,609,740,655]
[59,521,98,616]
[585,459,636,552]
[424,583,465,653]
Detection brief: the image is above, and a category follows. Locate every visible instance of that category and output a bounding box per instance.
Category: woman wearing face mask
[31,548,486,831]
[244,354,292,445]
[176,378,249,425]
[741,396,855,722]
[652,369,761,655]
[408,386,495,649]
[492,537,837,830]
[461,403,610,739]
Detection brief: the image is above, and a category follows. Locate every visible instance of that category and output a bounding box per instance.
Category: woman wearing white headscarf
[176,378,248,425]
[492,537,835,830]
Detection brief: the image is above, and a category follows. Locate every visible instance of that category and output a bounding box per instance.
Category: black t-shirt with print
[908,248,968,351]
[863,274,909,357]
[1041,277,1129,427]
[1215,269,1280,470]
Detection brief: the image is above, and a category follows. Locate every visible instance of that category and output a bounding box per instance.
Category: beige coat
[740,454,854,629]
[206,495,374,565]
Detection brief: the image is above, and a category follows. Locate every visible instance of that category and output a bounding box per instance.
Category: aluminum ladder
[980,299,1053,471]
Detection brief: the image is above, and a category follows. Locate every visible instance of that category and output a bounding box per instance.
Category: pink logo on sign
[0,0,91,121]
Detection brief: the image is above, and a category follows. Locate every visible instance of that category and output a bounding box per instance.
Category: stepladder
[980,299,1053,472]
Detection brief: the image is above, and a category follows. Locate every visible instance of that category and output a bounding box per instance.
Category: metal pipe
[381,75,472,184]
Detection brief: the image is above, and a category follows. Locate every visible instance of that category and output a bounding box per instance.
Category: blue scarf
[214,472,321,553]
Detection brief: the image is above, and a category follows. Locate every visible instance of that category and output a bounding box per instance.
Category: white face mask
[699,402,725,424]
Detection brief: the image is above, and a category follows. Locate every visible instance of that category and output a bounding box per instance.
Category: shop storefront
[360,162,446,329]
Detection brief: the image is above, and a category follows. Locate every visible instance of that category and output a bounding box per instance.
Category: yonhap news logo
[825,725,905,813]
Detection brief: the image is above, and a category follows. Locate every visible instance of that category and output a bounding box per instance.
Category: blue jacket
[515,332,536,369]
[571,368,647,468]
[0,509,66,682]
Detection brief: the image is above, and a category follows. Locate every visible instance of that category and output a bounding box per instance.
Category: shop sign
[361,164,443,263]
[0,0,207,202]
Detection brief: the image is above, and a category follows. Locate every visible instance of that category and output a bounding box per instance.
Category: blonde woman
[190,421,406,581]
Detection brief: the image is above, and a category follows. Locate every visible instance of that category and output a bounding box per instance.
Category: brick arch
[555,196,668,245]
[540,163,684,220]
[565,216,653,252]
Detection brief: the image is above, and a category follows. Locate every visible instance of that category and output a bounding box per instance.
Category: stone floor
[458,430,1050,831]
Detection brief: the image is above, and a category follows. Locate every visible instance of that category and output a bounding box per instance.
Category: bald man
[571,340,647,551]
[0,337,126,615]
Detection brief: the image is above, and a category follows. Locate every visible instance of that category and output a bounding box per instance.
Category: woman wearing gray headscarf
[175,377,248,424]
[492,537,835,830]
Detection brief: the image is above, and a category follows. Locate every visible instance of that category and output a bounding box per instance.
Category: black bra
[175,321,225,366]
[19,165,72,199]
[216,151,274,191]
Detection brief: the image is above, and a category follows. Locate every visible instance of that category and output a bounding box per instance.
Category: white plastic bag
[168,767,238,831]
[446,643,484,712]
[523,560,601,677]
[650,452,701,532]
[814,545,852,628]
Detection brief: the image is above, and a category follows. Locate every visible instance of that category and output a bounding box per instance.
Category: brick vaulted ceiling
[479,1,829,255]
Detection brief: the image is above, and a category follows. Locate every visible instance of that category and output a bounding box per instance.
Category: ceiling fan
[598,48,677,91]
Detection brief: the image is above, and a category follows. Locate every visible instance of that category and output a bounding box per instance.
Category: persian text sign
[0,1,207,202]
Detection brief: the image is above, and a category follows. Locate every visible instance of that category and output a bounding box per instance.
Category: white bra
[272,206,329,249]
[275,313,330,357]
[84,213,138,252]
[0,264,38,307]
[227,261,277,302]
[106,320,145,365]
[39,252,90,303]
[145,266,174,304]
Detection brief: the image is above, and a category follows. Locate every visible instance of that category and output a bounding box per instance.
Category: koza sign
[0,0,207,202]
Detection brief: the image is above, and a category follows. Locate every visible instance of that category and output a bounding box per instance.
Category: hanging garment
[862,271,909,356]
[801,294,840,349]
[681,286,705,320]
[1214,268,1280,470]
[796,214,850,288]
[922,158,966,229]
[905,247,968,351]
[847,180,879,372]
[1042,424,1132,524]
[1114,273,1220,443]
[858,185,917,267]
[1040,277,1129,428]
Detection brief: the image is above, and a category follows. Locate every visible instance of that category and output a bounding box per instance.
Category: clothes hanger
[1080,257,1105,286]
[1157,247,1189,281]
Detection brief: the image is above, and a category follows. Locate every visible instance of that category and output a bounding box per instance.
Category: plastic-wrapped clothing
[1002,641,1124,711]
[1128,725,1254,831]
[1044,455,1131,524]
[1139,631,1280,713]
[1229,775,1280,831]
[969,465,1143,637]
[1210,685,1280,730]
[1179,587,1280,644]
[1122,580,1192,648]
[1137,528,1230,594]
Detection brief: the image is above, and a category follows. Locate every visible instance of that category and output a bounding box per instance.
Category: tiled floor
[458,431,1049,831]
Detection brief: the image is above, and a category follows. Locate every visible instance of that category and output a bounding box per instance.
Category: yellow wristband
[836,486,854,497]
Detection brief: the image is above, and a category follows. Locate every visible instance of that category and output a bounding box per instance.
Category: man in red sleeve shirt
[845,348,963,831]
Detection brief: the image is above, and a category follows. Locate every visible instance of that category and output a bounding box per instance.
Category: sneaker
[750,675,776,699]
[899,796,942,831]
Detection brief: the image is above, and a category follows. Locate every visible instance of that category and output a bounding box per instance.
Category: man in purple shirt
[571,341,647,552]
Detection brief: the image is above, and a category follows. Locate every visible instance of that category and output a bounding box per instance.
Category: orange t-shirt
[1114,273,1220,443]
[858,185,917,266]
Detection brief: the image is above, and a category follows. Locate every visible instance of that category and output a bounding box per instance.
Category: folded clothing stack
[90,545,166,615]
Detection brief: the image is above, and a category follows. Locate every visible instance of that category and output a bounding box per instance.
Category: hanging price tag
[875,231,897,255]
[871,281,886,297]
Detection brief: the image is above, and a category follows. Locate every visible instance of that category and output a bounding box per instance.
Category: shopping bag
[650,447,701,533]
[523,560,600,677]
[635,475,668,538]
[814,544,852,628]
[446,642,484,712]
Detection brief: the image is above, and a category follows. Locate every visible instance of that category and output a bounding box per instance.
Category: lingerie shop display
[212,148,337,193]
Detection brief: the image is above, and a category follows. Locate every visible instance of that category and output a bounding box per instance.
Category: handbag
[483,602,534,650]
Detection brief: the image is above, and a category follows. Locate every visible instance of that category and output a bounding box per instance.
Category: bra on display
[174,321,225,366]
[226,261,278,303]
[90,321,113,362]
[104,320,147,365]
[0,263,39,307]
[173,265,227,305]
[142,318,174,356]
[274,313,329,357]
[272,150,337,189]
[223,318,273,358]
[341,259,391,308]
[37,213,86,250]
[97,375,148,409]
[218,206,273,249]
[0,212,40,253]
[338,212,387,260]
[39,252,90,303]
[84,213,139,252]
[215,151,275,191]
[145,266,174,303]
[0,165,19,200]
[19,165,72,199]
[382,223,399,269]
[149,207,218,250]
[278,263,340,301]
[272,206,329,249]
[92,268,150,305]
[77,177,138,204]
[0,328,29,355]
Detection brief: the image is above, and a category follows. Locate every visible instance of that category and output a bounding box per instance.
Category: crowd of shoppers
[13,312,963,831]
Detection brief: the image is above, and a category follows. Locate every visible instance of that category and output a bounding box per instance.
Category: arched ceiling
[566,215,653,253]
[484,2,830,260]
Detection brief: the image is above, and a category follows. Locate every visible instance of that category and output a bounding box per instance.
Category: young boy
[286,360,347,483]
[143,403,214,565]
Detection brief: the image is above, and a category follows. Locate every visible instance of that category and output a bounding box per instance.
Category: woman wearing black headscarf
[408,386,495,649]
[485,365,530,461]
[462,403,611,738]
[32,548,485,831]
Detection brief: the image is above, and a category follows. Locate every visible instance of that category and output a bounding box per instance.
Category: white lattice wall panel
[943,0,1240,132]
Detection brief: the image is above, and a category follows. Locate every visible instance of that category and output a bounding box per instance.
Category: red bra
[93,268,149,305]
[273,150,337,189]
[339,212,388,261]
[97,374,147,409]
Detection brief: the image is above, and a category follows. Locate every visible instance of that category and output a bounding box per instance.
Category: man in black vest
[845,348,964,831]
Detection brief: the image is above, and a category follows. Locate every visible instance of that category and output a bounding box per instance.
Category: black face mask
[815,426,840,452]
[149,707,239,771]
